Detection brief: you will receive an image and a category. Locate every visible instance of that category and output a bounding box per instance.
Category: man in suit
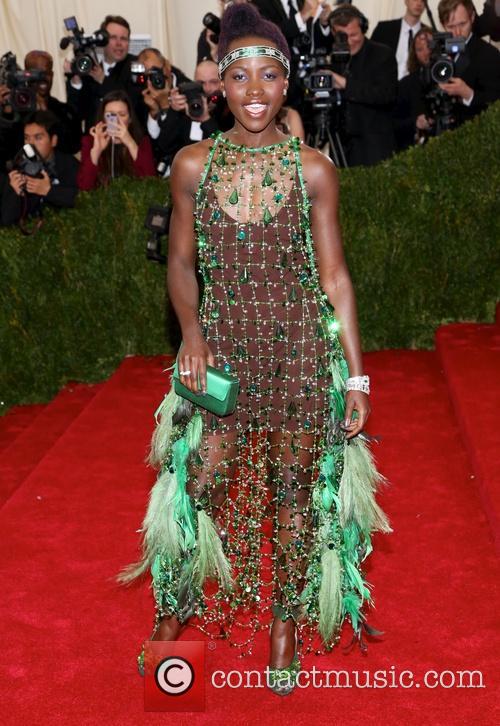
[474,0,500,39]
[64,15,143,133]
[435,0,500,126]
[371,1,426,80]
[329,4,398,166]
[251,1,333,110]
[0,110,78,226]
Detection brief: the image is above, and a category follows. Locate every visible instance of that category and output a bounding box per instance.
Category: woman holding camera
[118,3,390,696]
[77,89,155,190]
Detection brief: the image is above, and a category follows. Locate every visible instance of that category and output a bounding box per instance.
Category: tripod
[307,103,348,168]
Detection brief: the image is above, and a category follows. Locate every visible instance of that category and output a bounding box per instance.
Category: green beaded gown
[118,132,392,657]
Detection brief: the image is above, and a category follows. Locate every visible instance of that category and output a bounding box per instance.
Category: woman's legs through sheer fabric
[267,430,316,622]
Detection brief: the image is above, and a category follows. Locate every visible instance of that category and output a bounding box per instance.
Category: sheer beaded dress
[119,132,391,658]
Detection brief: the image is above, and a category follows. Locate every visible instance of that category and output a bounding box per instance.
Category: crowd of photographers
[0,1,499,233]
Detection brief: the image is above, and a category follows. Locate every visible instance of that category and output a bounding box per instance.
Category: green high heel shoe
[137,620,160,677]
[267,609,301,696]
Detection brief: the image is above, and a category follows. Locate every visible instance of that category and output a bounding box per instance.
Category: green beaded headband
[218,45,291,79]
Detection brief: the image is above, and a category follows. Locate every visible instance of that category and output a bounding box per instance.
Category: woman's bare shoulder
[170,138,215,191]
[299,142,337,177]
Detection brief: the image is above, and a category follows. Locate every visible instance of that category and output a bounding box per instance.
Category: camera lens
[431,59,453,84]
[189,100,203,118]
[13,89,32,110]
[76,54,93,75]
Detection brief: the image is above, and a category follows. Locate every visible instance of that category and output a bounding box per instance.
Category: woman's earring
[222,90,226,98]
[283,88,287,96]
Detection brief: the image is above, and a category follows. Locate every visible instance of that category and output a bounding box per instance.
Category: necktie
[288,0,296,19]
[408,28,413,51]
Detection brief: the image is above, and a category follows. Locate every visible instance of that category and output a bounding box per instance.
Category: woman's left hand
[343,390,371,440]
[112,116,138,160]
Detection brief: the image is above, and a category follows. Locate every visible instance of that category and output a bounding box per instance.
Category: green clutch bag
[173,360,240,417]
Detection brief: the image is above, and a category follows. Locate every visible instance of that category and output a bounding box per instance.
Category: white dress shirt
[396,19,421,80]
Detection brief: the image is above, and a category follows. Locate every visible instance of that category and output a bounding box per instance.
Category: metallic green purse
[173,360,240,417]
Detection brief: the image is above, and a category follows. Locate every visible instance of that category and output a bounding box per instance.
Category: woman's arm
[167,142,214,393]
[77,135,99,191]
[134,136,156,177]
[302,147,370,438]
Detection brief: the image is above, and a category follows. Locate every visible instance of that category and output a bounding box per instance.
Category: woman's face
[221,36,288,134]
[415,33,432,67]
[104,100,130,127]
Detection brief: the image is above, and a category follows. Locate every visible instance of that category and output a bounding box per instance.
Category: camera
[429,32,466,84]
[144,205,172,264]
[130,63,166,90]
[178,81,205,119]
[0,52,46,115]
[60,16,109,76]
[7,143,46,180]
[422,32,467,136]
[202,12,221,44]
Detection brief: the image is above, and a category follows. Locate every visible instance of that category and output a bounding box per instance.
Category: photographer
[64,15,143,133]
[150,60,231,174]
[198,0,251,63]
[329,4,398,167]
[433,0,500,126]
[394,27,434,149]
[0,110,78,227]
[77,90,155,191]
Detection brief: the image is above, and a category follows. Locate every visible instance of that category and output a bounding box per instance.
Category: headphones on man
[329,4,369,35]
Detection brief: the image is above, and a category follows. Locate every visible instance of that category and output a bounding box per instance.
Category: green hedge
[1,103,499,412]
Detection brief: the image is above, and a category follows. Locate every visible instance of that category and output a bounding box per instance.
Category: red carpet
[0,382,101,507]
[436,322,500,552]
[0,344,499,725]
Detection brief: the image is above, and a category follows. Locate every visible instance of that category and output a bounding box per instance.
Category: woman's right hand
[177,336,214,394]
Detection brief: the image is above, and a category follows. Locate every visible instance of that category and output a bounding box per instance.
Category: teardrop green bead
[263,207,273,225]
[228,189,238,205]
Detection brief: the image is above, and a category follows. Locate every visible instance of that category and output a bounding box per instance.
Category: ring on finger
[179,370,191,376]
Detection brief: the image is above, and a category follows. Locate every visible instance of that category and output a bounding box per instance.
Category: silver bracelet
[346,375,370,395]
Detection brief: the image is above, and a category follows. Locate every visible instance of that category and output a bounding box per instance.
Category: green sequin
[263,207,273,225]
[228,189,238,205]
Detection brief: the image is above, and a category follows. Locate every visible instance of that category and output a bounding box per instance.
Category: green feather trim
[192,509,233,591]
[339,438,392,534]
[342,591,363,633]
[116,467,178,583]
[318,547,343,643]
[148,386,181,467]
[185,411,203,452]
[116,436,196,584]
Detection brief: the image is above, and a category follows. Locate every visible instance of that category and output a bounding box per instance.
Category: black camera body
[428,32,466,84]
[202,12,221,44]
[178,81,205,119]
[144,205,172,264]
[298,33,350,111]
[60,16,109,76]
[0,52,46,114]
[7,143,46,180]
[130,63,166,90]
[422,33,467,136]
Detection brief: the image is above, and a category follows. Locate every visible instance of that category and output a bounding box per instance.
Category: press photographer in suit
[0,110,78,227]
[434,0,500,126]
[65,15,142,133]
[329,4,398,167]
[371,1,426,79]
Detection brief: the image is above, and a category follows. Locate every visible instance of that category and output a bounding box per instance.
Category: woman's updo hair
[218,3,291,66]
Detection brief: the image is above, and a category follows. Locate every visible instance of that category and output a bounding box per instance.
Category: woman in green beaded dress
[118,3,391,695]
